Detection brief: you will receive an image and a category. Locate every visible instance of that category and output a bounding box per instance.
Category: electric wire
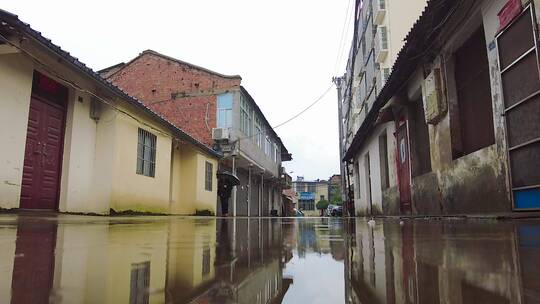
[334,0,354,75]
[234,83,335,143]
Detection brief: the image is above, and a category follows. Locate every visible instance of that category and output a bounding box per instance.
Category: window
[217,93,233,128]
[265,136,271,156]
[451,26,494,159]
[137,128,156,177]
[320,195,325,201]
[240,94,252,136]
[130,261,150,304]
[380,26,388,50]
[202,247,210,276]
[274,143,279,163]
[307,184,316,193]
[205,162,213,191]
[379,131,390,190]
[254,116,262,147]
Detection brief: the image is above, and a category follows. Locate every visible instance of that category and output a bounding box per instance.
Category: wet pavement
[0,214,539,303]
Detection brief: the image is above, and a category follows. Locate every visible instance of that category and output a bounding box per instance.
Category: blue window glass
[217,93,233,128]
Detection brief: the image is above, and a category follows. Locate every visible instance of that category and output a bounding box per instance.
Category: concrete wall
[353,123,397,216]
[0,53,33,208]
[171,144,218,215]
[109,111,172,213]
[229,89,281,178]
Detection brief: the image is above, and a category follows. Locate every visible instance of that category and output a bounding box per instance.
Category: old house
[102,51,292,216]
[0,10,220,215]
[338,0,540,215]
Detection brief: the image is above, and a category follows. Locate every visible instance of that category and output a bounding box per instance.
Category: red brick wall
[108,52,241,147]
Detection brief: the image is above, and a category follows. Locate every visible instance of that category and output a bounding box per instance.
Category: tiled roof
[0,8,222,158]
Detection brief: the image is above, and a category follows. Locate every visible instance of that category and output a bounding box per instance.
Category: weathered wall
[0,53,33,208]
[353,122,398,216]
[107,51,241,147]
[110,113,172,213]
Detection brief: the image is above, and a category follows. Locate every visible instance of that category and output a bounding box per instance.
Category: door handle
[33,142,42,155]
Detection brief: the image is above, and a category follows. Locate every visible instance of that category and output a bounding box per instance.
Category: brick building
[101,50,242,147]
[101,50,292,216]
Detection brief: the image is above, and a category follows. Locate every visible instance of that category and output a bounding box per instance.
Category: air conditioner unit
[212,128,230,141]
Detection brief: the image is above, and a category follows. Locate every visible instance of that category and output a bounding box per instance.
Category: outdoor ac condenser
[212,128,230,141]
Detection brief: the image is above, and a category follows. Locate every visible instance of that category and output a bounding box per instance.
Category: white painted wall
[0,53,33,208]
[58,91,115,214]
[353,122,397,215]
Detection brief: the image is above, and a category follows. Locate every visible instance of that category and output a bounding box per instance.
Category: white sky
[1,0,354,181]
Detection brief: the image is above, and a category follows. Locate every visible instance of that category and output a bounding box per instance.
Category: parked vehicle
[327,204,336,216]
[331,206,343,217]
[294,208,305,217]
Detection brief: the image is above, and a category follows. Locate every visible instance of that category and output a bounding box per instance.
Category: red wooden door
[20,96,66,210]
[11,221,57,304]
[397,122,412,214]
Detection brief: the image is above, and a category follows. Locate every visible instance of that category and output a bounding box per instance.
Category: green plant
[316,199,330,210]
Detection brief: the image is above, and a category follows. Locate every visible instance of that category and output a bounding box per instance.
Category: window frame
[137,128,157,178]
[205,161,213,192]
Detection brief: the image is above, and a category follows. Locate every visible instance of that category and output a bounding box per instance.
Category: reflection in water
[344,219,540,304]
[1,215,540,303]
[0,216,341,304]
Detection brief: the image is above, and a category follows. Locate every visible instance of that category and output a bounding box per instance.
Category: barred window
[137,128,156,177]
[205,162,213,191]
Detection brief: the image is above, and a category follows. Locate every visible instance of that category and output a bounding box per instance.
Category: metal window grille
[202,247,211,276]
[137,128,156,177]
[379,0,386,10]
[129,261,150,304]
[205,162,213,191]
[380,26,388,50]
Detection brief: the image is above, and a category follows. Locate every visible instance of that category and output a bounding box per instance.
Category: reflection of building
[191,218,294,303]
[166,219,217,303]
[292,177,329,215]
[0,216,298,304]
[344,219,540,303]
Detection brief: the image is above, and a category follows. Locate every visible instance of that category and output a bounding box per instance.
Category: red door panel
[11,222,57,304]
[397,123,412,214]
[20,96,65,210]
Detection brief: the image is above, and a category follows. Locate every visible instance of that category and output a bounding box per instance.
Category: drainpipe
[232,156,237,217]
[248,165,252,217]
[260,173,264,217]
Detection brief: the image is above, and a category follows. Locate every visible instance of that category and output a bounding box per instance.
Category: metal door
[20,72,67,210]
[497,5,540,209]
[397,122,412,214]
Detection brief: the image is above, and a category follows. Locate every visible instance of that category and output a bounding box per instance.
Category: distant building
[292,177,329,215]
[102,50,292,216]
[328,174,342,203]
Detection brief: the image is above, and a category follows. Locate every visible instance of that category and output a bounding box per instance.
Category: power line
[236,83,335,142]
[333,0,354,75]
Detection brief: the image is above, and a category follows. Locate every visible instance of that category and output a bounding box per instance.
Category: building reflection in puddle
[1,216,539,303]
[344,219,540,304]
[0,216,311,304]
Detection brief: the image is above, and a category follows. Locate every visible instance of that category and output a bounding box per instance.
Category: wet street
[1,215,540,303]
